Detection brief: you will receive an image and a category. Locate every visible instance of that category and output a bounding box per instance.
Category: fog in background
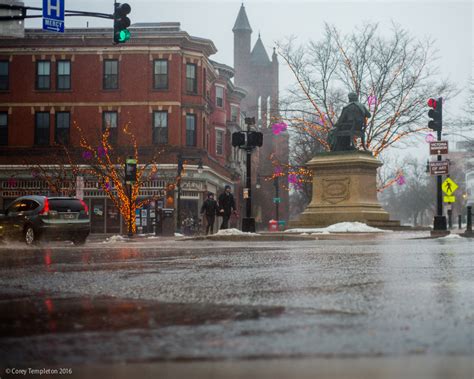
[22,0,473,159]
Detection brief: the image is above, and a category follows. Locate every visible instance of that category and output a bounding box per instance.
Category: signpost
[429,161,449,176]
[429,141,448,155]
[42,0,64,33]
[443,196,456,203]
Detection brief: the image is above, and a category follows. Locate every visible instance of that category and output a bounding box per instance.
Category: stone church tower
[232,4,289,228]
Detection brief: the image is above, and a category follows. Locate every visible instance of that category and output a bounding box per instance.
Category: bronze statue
[329,92,371,151]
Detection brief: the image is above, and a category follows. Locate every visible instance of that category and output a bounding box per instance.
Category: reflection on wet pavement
[0,294,284,338]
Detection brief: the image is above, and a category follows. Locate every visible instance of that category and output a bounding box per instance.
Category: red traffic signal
[427,98,437,109]
[427,97,442,132]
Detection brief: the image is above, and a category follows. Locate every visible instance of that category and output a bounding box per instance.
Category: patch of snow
[103,235,127,243]
[174,233,184,237]
[215,228,256,236]
[285,222,385,234]
[311,231,330,235]
[439,234,463,239]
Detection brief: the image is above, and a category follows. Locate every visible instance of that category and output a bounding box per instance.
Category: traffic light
[232,131,246,147]
[247,131,263,147]
[113,3,131,44]
[125,157,137,184]
[427,97,442,132]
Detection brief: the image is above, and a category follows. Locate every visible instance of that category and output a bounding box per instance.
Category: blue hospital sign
[43,0,65,33]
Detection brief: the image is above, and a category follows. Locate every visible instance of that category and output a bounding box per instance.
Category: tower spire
[232,3,253,33]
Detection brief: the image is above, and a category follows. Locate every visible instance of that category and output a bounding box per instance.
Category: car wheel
[24,226,36,246]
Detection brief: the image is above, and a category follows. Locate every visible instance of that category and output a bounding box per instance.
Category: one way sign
[43,0,65,33]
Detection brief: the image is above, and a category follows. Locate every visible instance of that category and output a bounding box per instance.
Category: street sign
[429,161,449,176]
[273,197,281,203]
[443,195,456,203]
[442,177,458,195]
[429,141,448,155]
[42,0,64,33]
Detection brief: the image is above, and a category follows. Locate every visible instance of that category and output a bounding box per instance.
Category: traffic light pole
[242,119,256,233]
[433,97,447,231]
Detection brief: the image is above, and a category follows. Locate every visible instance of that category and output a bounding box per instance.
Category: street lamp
[176,155,204,232]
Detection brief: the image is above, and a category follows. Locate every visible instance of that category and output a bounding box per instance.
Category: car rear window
[48,199,84,212]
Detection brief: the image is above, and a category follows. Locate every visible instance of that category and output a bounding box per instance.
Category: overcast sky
[22,0,473,155]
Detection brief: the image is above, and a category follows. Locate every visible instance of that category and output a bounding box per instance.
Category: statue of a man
[329,92,371,151]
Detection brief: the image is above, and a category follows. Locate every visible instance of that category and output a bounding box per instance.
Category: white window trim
[215,127,225,156]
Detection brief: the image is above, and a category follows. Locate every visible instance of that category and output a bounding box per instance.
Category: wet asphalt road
[0,235,473,376]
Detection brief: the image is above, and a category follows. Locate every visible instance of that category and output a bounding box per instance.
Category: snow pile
[439,234,463,239]
[215,228,256,236]
[174,233,184,237]
[285,222,385,234]
[103,235,127,243]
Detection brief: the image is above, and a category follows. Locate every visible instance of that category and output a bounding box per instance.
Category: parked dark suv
[0,196,90,245]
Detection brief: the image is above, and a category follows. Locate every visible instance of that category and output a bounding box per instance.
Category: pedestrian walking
[200,192,219,235]
[218,185,235,230]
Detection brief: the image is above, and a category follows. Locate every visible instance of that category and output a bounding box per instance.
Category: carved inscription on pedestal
[322,178,350,204]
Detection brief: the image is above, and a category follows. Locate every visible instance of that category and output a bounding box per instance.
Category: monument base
[290,151,400,229]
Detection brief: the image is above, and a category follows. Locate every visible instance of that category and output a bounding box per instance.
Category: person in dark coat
[218,185,235,230]
[200,192,218,235]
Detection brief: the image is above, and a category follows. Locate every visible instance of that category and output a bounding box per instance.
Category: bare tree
[278,22,457,157]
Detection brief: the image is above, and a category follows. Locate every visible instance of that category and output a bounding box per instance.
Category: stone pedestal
[291,151,399,228]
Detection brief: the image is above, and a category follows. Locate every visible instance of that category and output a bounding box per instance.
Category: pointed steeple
[251,34,271,65]
[232,3,253,33]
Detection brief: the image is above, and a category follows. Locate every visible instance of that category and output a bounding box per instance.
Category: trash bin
[155,208,175,236]
[268,219,278,232]
[278,220,286,231]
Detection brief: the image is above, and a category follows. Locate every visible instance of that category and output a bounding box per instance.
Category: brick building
[0,23,247,233]
[232,4,290,228]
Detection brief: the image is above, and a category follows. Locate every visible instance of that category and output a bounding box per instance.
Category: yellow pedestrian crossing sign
[442,178,458,195]
[444,195,456,203]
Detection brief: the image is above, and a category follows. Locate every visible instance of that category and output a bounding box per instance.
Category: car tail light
[39,198,50,216]
[80,200,89,216]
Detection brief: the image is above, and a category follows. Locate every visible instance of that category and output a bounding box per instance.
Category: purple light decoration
[104,181,111,190]
[368,95,378,111]
[272,122,287,135]
[425,133,435,143]
[274,166,283,175]
[319,113,328,125]
[82,151,92,160]
[396,175,406,186]
[288,174,303,190]
[31,170,39,178]
[97,146,107,158]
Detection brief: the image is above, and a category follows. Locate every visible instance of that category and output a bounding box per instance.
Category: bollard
[466,206,472,233]
[458,214,462,229]
[447,209,452,229]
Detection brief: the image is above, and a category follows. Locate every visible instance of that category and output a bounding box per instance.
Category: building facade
[0,23,246,233]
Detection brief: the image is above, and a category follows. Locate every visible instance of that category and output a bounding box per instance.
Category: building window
[153,111,168,144]
[0,112,7,145]
[35,112,50,145]
[0,61,8,90]
[186,63,197,94]
[216,129,224,155]
[103,111,118,144]
[153,60,168,89]
[57,60,71,90]
[55,112,70,145]
[186,114,196,146]
[231,105,239,122]
[103,60,118,90]
[216,86,224,108]
[36,60,51,90]
[257,96,262,127]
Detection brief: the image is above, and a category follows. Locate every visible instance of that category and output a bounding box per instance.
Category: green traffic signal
[119,29,131,42]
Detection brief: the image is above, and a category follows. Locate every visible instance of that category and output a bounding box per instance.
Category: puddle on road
[0,294,285,338]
